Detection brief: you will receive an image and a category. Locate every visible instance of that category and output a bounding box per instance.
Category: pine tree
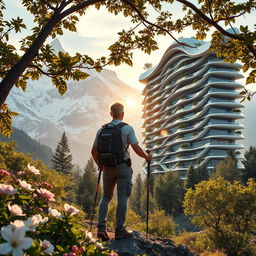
[196,164,209,183]
[241,146,256,182]
[185,165,197,189]
[129,173,143,216]
[77,158,102,216]
[154,172,184,214]
[51,132,73,174]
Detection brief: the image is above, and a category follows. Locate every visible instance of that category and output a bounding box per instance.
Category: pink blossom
[64,204,79,216]
[0,184,18,195]
[41,182,53,189]
[72,245,79,252]
[62,254,68,256]
[17,171,26,176]
[80,246,86,253]
[0,169,10,176]
[109,251,119,256]
[37,188,55,202]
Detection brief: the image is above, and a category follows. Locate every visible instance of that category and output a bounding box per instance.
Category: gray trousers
[98,163,133,230]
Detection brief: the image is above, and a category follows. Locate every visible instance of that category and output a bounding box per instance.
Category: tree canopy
[0,0,255,136]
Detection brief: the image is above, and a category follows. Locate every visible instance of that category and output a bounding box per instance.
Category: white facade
[139,38,244,178]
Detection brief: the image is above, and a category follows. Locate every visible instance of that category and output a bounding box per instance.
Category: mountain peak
[50,38,66,53]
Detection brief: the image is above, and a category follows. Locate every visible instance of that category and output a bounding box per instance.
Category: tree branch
[176,0,256,58]
[214,10,247,22]
[121,0,192,48]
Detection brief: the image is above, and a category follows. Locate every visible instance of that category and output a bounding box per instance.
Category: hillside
[0,127,53,166]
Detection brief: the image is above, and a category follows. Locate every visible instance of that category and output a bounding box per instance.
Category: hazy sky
[4,0,255,90]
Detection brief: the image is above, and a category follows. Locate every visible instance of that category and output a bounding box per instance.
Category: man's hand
[98,164,104,171]
[145,153,152,162]
[131,143,152,162]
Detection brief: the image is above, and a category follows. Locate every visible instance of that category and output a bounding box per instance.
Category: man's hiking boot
[97,228,110,241]
[115,227,133,240]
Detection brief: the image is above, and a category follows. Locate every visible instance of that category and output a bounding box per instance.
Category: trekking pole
[146,150,150,241]
[89,167,102,232]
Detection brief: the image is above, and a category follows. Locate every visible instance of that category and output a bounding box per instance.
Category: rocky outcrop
[106,230,197,256]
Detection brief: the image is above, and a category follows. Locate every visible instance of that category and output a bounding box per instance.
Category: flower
[64,204,79,216]
[0,226,33,256]
[80,246,86,253]
[72,245,79,252]
[85,231,96,243]
[0,184,18,195]
[25,214,49,231]
[27,164,40,175]
[109,251,119,256]
[17,171,26,176]
[41,240,54,254]
[37,188,55,202]
[41,182,53,189]
[18,179,34,191]
[48,207,62,218]
[10,220,25,230]
[0,169,10,176]
[8,203,25,216]
[96,242,103,249]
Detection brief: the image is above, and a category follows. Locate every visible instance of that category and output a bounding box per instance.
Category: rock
[105,229,197,256]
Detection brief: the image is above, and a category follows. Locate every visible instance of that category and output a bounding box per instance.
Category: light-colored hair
[110,101,124,118]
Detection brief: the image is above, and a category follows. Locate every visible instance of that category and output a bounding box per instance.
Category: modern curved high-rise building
[139,38,245,178]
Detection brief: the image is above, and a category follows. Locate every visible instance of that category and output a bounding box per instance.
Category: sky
[4,0,255,91]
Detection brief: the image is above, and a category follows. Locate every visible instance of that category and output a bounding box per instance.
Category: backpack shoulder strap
[117,122,128,128]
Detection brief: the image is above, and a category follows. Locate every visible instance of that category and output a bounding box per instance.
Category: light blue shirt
[93,119,138,160]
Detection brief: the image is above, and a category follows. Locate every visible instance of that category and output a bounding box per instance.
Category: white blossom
[64,203,79,216]
[0,184,18,195]
[8,203,25,216]
[25,214,49,231]
[0,226,33,256]
[41,240,54,254]
[18,179,34,191]
[27,164,40,175]
[48,207,62,218]
[85,231,96,243]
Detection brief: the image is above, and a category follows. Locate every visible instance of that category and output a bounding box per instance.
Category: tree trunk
[0,12,63,106]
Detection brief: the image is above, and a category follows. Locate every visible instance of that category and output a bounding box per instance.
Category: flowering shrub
[0,165,114,255]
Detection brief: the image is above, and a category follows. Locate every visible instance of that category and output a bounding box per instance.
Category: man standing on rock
[91,101,152,241]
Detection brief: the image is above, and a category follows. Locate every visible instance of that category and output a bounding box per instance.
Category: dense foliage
[0,0,255,136]
[184,178,256,256]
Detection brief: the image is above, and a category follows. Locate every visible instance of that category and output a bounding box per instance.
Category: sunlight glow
[160,130,169,137]
[124,98,140,110]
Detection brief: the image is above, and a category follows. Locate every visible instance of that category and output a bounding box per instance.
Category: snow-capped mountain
[7,39,144,170]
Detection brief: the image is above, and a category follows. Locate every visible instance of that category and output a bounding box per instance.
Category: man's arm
[91,146,100,166]
[131,143,152,162]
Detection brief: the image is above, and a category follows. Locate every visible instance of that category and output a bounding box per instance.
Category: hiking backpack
[98,122,128,166]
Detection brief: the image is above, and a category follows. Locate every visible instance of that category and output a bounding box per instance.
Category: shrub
[184,178,256,256]
[0,166,113,255]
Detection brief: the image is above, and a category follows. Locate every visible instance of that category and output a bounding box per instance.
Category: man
[91,101,152,241]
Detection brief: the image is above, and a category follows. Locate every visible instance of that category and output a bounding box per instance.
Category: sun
[124,97,140,110]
